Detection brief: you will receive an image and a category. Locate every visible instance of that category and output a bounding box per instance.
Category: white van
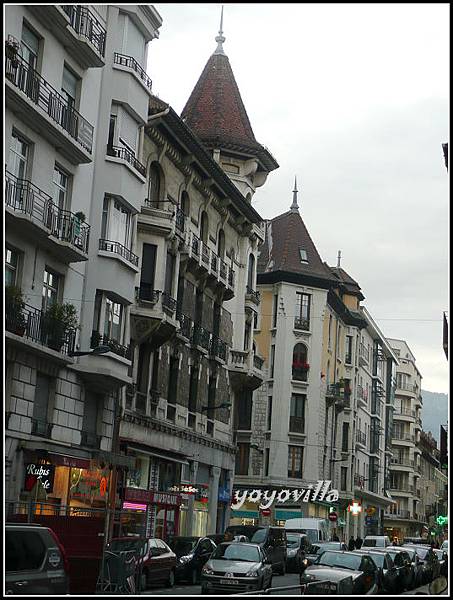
[362,535,391,548]
[284,518,329,543]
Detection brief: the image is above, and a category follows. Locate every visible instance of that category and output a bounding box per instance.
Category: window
[345,335,353,364]
[42,268,60,311]
[82,392,100,445]
[288,446,303,479]
[264,448,270,476]
[180,191,190,217]
[164,253,175,296]
[21,23,39,69]
[53,165,69,211]
[108,114,117,148]
[62,65,77,107]
[328,315,333,349]
[235,443,250,476]
[217,229,225,259]
[272,294,278,328]
[101,196,132,249]
[200,211,209,244]
[148,162,161,207]
[139,243,157,300]
[167,354,179,406]
[5,247,20,287]
[295,292,310,330]
[299,248,308,263]
[341,466,348,490]
[342,422,349,451]
[6,530,46,572]
[104,297,123,341]
[9,132,30,181]
[289,394,305,433]
[244,322,251,351]
[270,345,275,378]
[207,370,217,411]
[33,373,52,436]
[237,391,253,430]
[247,254,255,290]
[267,397,273,430]
[188,363,199,413]
[292,343,309,381]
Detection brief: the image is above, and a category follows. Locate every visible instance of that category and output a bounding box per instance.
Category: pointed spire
[290,176,299,212]
[337,250,342,268]
[214,5,226,55]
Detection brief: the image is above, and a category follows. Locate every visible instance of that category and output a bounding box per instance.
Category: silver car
[201,542,273,594]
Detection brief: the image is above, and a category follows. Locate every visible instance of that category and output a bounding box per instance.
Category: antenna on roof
[337,250,342,268]
[214,5,226,55]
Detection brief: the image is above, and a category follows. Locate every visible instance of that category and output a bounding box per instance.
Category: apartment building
[384,338,425,540]
[5,4,162,522]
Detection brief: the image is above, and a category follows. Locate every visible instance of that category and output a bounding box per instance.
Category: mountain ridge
[420,389,448,442]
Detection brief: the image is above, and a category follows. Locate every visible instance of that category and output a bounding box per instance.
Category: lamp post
[201,402,232,412]
[68,344,111,357]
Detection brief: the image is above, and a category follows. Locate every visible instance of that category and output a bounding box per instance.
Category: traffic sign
[261,509,271,517]
[328,512,338,522]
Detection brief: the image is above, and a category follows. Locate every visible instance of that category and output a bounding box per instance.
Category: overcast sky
[149,3,449,393]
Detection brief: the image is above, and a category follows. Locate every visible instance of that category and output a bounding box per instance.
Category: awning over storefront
[122,441,189,465]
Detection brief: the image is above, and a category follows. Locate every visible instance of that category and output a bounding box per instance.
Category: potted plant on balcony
[5,38,21,68]
[42,302,79,351]
[5,285,26,336]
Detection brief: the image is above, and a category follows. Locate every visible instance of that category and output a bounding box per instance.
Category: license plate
[220,578,239,585]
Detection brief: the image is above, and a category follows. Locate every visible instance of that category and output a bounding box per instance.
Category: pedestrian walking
[355,536,363,549]
[348,536,356,551]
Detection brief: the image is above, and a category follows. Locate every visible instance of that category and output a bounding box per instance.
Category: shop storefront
[217,481,231,533]
[123,487,182,541]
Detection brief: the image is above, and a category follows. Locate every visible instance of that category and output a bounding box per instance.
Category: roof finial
[337,250,342,268]
[290,176,299,212]
[214,5,226,55]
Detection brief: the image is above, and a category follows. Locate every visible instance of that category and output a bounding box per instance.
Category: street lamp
[68,345,111,357]
[250,443,264,455]
[201,402,232,412]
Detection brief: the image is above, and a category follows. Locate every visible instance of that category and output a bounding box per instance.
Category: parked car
[107,537,177,589]
[224,525,287,575]
[169,536,216,584]
[300,550,378,594]
[284,518,330,543]
[201,542,273,595]
[285,532,311,573]
[351,549,400,593]
[385,546,424,588]
[402,545,441,584]
[362,535,391,548]
[372,547,415,590]
[207,533,226,546]
[303,541,348,568]
[432,549,448,578]
[440,540,448,552]
[301,571,354,595]
[5,523,70,595]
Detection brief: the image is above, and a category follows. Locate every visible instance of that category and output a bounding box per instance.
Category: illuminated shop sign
[123,501,147,511]
[231,480,339,511]
[168,484,199,494]
[24,463,55,492]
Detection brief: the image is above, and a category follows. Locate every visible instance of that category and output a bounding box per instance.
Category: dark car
[300,550,378,594]
[201,542,273,594]
[301,571,354,595]
[351,549,400,593]
[285,532,311,573]
[224,526,287,575]
[432,549,448,577]
[372,547,415,590]
[5,523,70,595]
[108,537,177,589]
[303,541,348,568]
[169,536,216,584]
[207,533,226,546]
[402,545,441,583]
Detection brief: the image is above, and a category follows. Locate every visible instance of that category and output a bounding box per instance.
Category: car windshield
[108,539,145,554]
[212,544,260,563]
[433,550,444,559]
[363,538,385,547]
[286,534,302,548]
[409,547,429,560]
[362,553,384,568]
[400,548,415,560]
[170,539,198,557]
[250,529,267,544]
[316,552,361,571]
[315,543,343,553]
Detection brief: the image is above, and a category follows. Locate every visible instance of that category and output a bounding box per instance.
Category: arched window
[200,211,209,244]
[180,191,190,217]
[247,254,255,291]
[292,343,309,381]
[217,229,225,259]
[148,162,161,208]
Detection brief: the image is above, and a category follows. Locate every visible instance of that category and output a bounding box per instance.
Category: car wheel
[166,569,175,588]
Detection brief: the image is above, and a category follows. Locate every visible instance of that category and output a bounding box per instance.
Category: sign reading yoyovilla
[232,481,339,510]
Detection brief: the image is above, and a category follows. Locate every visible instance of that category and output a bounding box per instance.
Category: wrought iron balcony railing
[192,323,211,350]
[106,144,146,177]
[175,207,185,232]
[6,172,90,254]
[113,52,152,91]
[294,317,310,331]
[61,5,107,57]
[6,301,76,355]
[246,286,261,304]
[210,335,228,361]
[136,284,160,303]
[99,238,139,267]
[394,407,416,417]
[162,292,177,314]
[356,430,367,446]
[253,354,265,370]
[6,51,94,153]
[31,418,52,438]
[90,330,131,360]
[176,311,193,339]
[289,416,305,434]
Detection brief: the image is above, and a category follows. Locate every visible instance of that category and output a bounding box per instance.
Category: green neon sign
[436,515,448,526]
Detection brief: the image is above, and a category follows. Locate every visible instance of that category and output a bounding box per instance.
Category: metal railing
[390,457,414,467]
[6,301,76,355]
[356,430,367,445]
[396,382,417,392]
[326,382,351,400]
[31,418,52,437]
[176,311,193,339]
[90,330,131,360]
[384,509,411,519]
[359,343,369,365]
[162,292,177,314]
[6,172,90,253]
[175,207,185,232]
[61,5,107,57]
[113,52,152,91]
[106,145,146,177]
[192,323,211,350]
[253,354,264,370]
[99,238,139,267]
[245,286,260,304]
[394,407,416,417]
[389,483,411,492]
[392,432,415,442]
[289,416,305,434]
[210,335,228,361]
[6,51,94,152]
[136,284,160,303]
[294,316,310,331]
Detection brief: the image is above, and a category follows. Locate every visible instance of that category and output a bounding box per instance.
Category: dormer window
[299,248,308,263]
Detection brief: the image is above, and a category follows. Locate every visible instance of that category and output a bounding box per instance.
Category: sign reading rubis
[231,480,339,510]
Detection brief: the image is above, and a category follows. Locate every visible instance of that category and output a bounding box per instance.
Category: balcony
[390,457,414,470]
[90,331,131,360]
[245,286,260,309]
[355,430,367,448]
[228,349,265,391]
[5,172,90,262]
[130,285,178,347]
[98,239,139,269]
[176,311,193,341]
[113,52,152,92]
[289,416,305,434]
[106,145,147,178]
[326,382,351,410]
[183,231,235,300]
[28,5,106,68]
[5,51,93,163]
[384,509,411,520]
[359,343,369,367]
[294,317,310,331]
[389,483,411,493]
[138,200,175,237]
[356,385,368,408]
[192,324,211,352]
[209,334,228,362]
[396,382,417,395]
[6,301,76,360]
[394,407,416,420]
[31,418,53,438]
[392,432,415,444]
